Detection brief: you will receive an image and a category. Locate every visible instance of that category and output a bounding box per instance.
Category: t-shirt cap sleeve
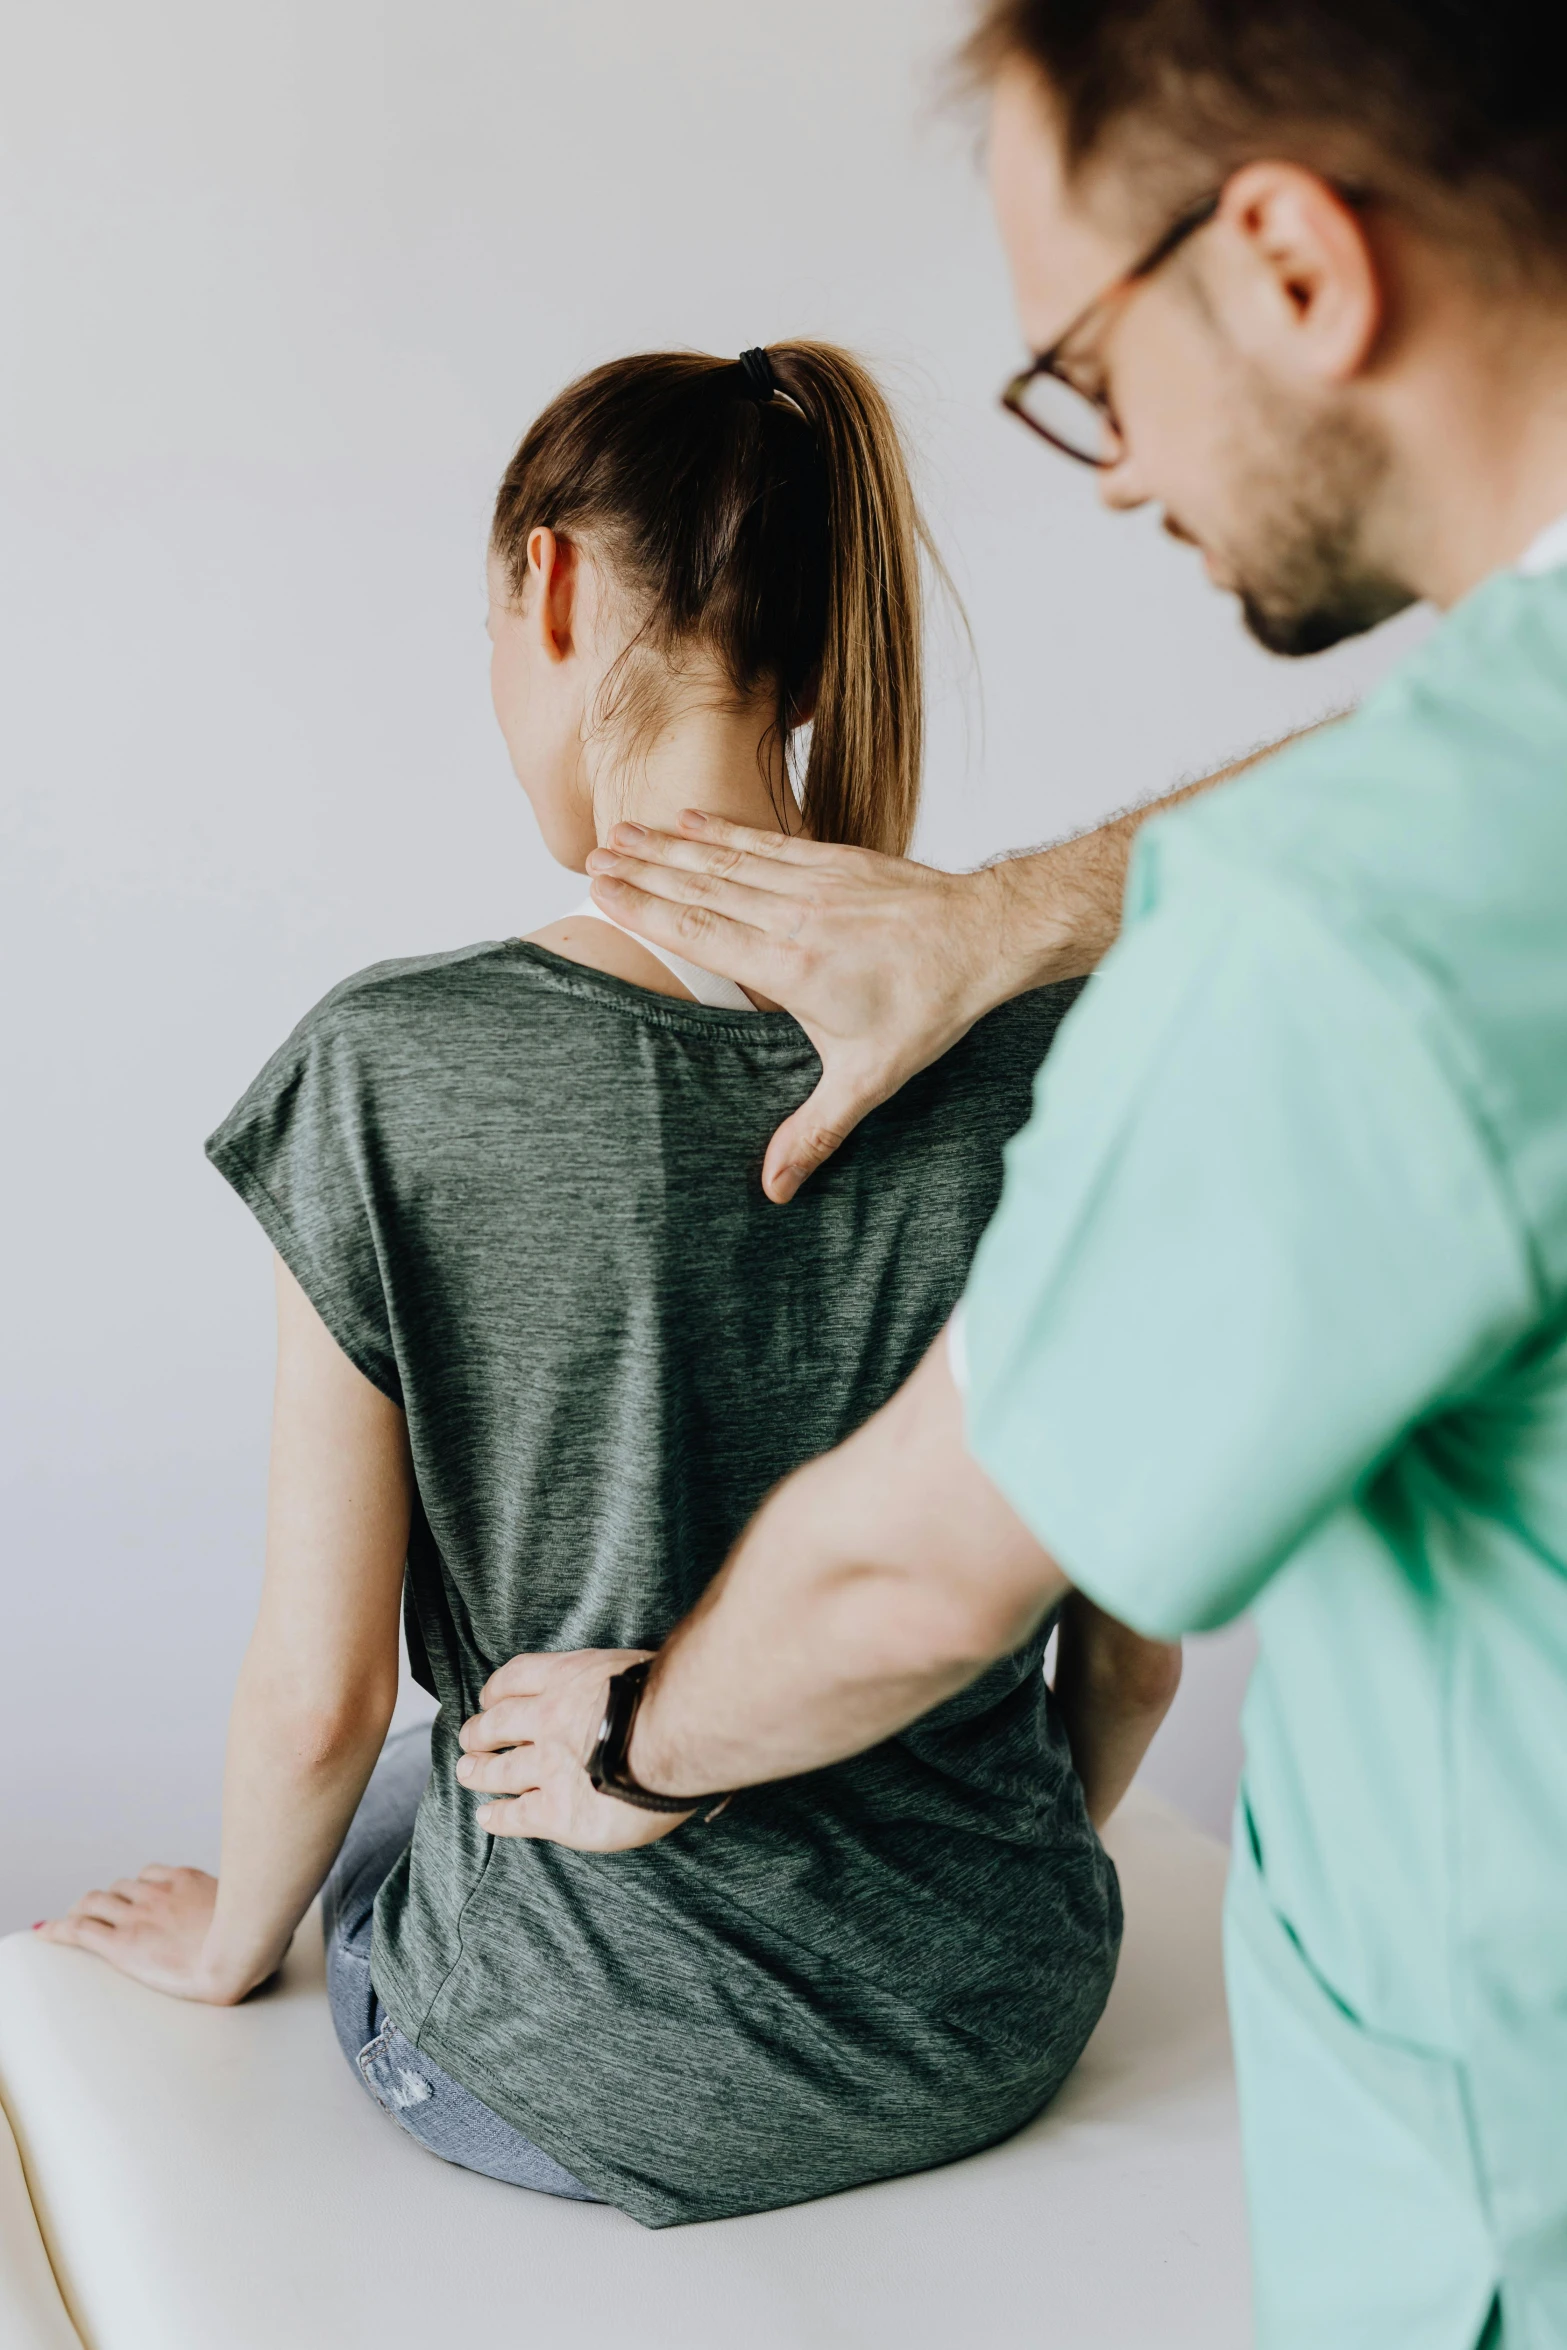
[205,1004,401,1402]
[960,865,1534,1639]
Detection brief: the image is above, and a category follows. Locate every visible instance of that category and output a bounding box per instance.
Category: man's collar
[1516,511,1567,576]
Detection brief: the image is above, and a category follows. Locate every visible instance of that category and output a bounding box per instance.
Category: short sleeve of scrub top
[959,828,1532,1640]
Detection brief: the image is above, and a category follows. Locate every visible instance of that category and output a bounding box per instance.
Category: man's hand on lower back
[456,1648,694,1852]
[585,819,1042,1203]
[465,1334,1065,1833]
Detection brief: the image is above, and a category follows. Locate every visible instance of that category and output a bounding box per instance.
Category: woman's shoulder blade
[901,978,1087,1110]
[995,974,1089,1044]
[211,946,1084,1180]
[306,939,526,1032]
[258,939,706,1075]
[251,945,1081,1070]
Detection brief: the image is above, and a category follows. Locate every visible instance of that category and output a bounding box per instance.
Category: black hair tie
[736,346,777,402]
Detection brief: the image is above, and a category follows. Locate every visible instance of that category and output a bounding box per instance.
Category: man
[457,4,1567,2341]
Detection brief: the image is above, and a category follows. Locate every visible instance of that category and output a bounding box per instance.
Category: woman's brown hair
[490,342,937,858]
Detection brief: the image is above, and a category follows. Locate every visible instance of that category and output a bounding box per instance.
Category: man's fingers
[672,811,830,864]
[459,1697,536,1753]
[477,1646,654,1713]
[456,1747,537,1796]
[591,825,844,900]
[475,1793,543,1840]
[477,1654,561,1707]
[761,1062,895,1204]
[609,814,844,872]
[474,1791,686,1851]
[588,874,797,991]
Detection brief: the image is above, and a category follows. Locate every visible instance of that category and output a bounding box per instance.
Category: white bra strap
[566,899,759,1014]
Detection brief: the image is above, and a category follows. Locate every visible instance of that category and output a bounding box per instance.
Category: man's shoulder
[1158,565,1567,908]
[1124,571,1567,1279]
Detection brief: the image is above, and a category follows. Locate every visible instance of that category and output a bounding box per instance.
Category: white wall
[0,0,1426,1931]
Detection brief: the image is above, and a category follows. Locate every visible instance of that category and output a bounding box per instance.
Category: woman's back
[208,940,1120,2224]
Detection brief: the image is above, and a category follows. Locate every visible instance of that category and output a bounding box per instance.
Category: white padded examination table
[0,1788,1250,2350]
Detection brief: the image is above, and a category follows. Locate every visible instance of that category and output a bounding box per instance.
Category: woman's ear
[527,526,579,664]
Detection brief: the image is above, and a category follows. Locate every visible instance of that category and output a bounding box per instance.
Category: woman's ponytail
[491,338,941,858]
[763,343,928,857]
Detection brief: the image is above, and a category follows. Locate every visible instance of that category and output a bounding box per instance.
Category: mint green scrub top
[961,539,1567,2350]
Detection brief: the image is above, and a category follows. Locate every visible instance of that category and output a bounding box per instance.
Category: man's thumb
[761,1067,881,1204]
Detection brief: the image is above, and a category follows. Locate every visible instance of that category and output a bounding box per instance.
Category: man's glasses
[1001,192,1222,467]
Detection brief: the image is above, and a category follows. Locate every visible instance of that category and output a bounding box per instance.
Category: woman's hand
[36,1867,267,2004]
[457,1649,694,1852]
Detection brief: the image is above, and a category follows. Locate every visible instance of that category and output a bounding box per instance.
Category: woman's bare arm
[41,1258,411,2002]
[1051,1594,1182,1829]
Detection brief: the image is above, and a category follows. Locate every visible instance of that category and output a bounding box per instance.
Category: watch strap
[587,1660,722,1814]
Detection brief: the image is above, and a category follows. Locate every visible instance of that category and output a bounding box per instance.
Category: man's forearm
[458,1334,1067,1849]
[629,1335,1065,1800]
[984,730,1325,994]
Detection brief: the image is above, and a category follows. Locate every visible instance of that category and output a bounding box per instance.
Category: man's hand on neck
[583,728,1313,1200]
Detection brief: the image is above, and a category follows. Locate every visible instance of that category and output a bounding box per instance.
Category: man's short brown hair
[965,0,1567,280]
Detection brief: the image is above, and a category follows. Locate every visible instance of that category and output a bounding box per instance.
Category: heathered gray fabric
[207,940,1121,2228]
[322,1725,602,2200]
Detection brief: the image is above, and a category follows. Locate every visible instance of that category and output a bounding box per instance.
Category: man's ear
[1213,162,1383,386]
[526,525,578,664]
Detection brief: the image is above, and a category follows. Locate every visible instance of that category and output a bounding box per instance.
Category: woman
[42,342,1179,2226]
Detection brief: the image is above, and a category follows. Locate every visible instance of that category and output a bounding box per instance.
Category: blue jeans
[322,1723,601,2202]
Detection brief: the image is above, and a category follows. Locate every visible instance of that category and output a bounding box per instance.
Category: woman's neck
[529,687,794,1008]
[588,690,801,846]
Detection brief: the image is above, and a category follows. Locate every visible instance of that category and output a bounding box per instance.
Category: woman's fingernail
[31,1920,45,1931]
[615,823,647,845]
[679,810,709,829]
[456,1756,472,1779]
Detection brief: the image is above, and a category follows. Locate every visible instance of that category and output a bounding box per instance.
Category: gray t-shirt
[207,941,1120,2226]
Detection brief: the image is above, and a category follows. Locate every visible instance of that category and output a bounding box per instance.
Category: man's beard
[1217,386,1414,658]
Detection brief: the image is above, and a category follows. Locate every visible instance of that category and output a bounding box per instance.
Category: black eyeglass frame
[1000,190,1223,467]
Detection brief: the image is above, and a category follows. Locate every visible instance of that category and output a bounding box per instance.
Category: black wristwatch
[587,1660,724,1815]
